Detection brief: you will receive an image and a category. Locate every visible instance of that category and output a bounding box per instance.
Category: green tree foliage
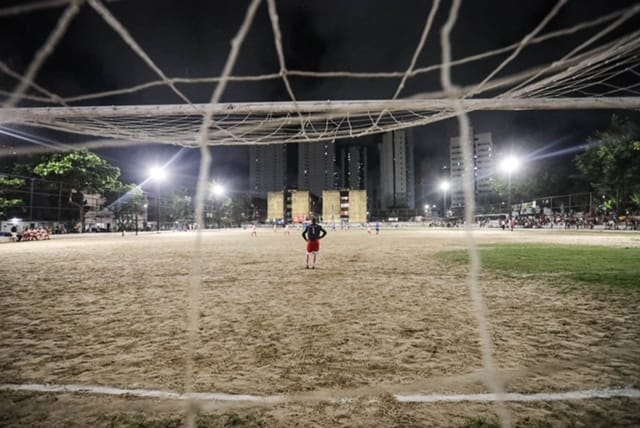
[575,115,640,213]
[105,184,146,231]
[33,150,122,230]
[0,176,26,219]
[0,156,46,220]
[166,190,195,225]
[491,168,565,203]
[210,194,232,228]
[229,193,253,226]
[487,159,585,217]
[159,187,253,229]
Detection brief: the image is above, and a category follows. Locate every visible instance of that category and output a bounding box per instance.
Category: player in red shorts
[301,217,327,269]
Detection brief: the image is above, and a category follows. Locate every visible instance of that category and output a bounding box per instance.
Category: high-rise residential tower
[298,141,337,197]
[379,129,415,210]
[338,144,368,190]
[449,129,494,210]
[249,144,286,196]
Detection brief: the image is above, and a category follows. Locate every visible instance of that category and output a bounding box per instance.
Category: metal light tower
[439,180,450,218]
[149,166,167,233]
[500,155,520,230]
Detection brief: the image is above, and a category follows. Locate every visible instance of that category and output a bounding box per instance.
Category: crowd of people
[10,225,50,242]
[511,214,639,230]
[5,212,639,244]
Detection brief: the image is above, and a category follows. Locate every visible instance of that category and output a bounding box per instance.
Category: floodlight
[500,155,520,174]
[212,184,225,197]
[149,166,167,181]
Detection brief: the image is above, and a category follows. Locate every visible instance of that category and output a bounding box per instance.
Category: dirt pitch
[1,227,639,427]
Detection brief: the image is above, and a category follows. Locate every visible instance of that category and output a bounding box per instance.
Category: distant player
[251,224,257,237]
[301,218,327,269]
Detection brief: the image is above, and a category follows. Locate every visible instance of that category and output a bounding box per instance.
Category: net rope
[2,3,637,106]
[439,0,510,424]
[1,5,638,151]
[184,1,262,426]
[1,1,640,426]
[3,0,81,109]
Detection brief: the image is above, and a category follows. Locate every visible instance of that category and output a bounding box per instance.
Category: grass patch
[460,416,552,428]
[106,413,268,428]
[438,244,640,290]
[460,416,501,428]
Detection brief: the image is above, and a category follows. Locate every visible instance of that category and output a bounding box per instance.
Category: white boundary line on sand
[0,384,284,403]
[1,383,639,403]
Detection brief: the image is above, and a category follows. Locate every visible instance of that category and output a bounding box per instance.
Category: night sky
[1,0,639,196]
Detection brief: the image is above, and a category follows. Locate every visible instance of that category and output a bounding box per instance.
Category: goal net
[1,1,639,148]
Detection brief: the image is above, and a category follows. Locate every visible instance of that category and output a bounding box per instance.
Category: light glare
[500,155,520,174]
[212,184,225,197]
[149,166,167,181]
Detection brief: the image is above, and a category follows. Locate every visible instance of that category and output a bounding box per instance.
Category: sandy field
[0,227,639,427]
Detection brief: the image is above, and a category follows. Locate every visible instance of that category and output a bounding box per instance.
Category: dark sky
[1,0,639,194]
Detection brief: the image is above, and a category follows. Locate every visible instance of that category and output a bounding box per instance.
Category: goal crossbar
[2,97,639,148]
[2,97,639,121]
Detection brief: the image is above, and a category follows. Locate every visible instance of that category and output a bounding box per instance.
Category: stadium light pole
[212,183,225,197]
[439,181,450,218]
[500,155,520,230]
[143,202,148,231]
[149,166,167,233]
[211,183,225,228]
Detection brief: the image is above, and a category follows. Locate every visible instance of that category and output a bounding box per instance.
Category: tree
[575,115,640,214]
[210,193,232,228]
[0,156,48,221]
[105,184,146,232]
[33,151,122,231]
[0,176,26,219]
[489,164,569,212]
[166,190,194,227]
[229,193,253,226]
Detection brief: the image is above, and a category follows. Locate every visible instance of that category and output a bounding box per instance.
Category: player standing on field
[302,217,327,269]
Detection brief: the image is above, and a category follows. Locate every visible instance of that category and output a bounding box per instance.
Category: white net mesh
[1,1,639,149]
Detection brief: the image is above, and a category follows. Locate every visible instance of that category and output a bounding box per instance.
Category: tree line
[489,115,639,216]
[0,151,259,231]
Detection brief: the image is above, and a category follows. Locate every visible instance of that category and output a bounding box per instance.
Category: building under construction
[268,189,367,224]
